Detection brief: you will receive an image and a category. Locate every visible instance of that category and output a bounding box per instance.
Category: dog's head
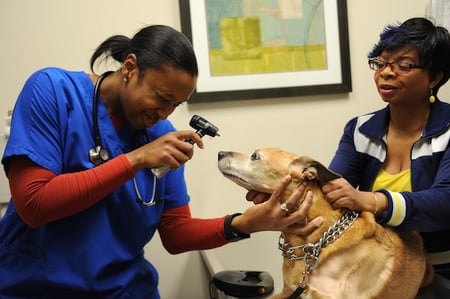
[217,147,340,193]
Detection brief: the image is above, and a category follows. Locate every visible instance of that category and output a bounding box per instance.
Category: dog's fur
[218,148,433,299]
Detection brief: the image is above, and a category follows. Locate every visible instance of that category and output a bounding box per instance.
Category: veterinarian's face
[373,48,431,105]
[120,60,197,130]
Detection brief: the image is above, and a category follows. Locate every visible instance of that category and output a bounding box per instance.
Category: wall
[1,0,449,298]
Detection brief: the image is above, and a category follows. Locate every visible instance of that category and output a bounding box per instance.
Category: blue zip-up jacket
[329,100,450,276]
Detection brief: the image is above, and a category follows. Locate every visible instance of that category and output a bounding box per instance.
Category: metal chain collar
[278,211,359,290]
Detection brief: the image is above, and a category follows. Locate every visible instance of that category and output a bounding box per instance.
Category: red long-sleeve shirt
[6,155,229,253]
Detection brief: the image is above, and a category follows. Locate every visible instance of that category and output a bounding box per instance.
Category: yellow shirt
[371,168,412,192]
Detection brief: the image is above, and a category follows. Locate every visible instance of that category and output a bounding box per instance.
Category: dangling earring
[429,88,436,104]
[123,77,128,83]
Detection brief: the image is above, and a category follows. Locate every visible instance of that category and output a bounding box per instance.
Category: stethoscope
[89,71,160,206]
[89,71,113,166]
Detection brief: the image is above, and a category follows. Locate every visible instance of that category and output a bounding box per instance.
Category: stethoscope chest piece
[89,145,110,166]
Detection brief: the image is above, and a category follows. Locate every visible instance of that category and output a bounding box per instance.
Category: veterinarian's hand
[233,176,323,236]
[125,130,204,173]
[322,178,386,213]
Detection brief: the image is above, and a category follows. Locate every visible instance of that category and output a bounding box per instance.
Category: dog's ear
[289,157,341,185]
[308,161,341,185]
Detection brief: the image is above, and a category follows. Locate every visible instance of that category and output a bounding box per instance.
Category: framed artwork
[179,0,352,102]
[428,0,450,30]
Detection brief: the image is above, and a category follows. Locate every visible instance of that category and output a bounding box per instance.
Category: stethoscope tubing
[91,71,159,206]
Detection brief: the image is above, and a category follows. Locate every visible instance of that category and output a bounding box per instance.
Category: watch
[224,213,251,241]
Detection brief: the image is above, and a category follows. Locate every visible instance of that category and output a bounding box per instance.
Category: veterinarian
[0,25,318,298]
[320,17,450,289]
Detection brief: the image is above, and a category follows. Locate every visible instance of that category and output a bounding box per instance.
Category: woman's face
[120,65,197,130]
[373,48,432,106]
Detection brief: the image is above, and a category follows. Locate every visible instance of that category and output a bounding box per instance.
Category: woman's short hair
[368,17,450,94]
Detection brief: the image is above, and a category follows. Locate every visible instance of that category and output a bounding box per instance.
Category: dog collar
[278,211,359,297]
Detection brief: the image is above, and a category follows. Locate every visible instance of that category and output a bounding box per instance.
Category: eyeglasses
[368,57,425,74]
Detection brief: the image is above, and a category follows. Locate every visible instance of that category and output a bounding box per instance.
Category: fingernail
[310,216,323,228]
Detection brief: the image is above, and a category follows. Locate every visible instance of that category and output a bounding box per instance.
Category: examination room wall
[1,1,448,298]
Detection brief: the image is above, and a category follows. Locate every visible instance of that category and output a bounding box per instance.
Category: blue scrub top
[0,68,190,298]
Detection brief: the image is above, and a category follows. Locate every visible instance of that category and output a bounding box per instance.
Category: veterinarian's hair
[368,17,450,95]
[90,24,198,80]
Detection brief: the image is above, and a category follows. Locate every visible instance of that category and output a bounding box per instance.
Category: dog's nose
[218,151,227,161]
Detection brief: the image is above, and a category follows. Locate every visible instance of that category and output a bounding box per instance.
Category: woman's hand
[233,176,323,236]
[125,130,204,172]
[322,177,385,213]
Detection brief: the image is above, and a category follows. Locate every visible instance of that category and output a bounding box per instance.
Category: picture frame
[179,0,352,103]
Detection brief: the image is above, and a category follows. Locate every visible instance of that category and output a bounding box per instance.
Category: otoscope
[151,115,220,179]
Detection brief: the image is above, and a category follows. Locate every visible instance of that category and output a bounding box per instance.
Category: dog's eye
[250,151,260,161]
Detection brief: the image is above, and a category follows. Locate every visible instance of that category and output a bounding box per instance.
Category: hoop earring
[429,88,436,104]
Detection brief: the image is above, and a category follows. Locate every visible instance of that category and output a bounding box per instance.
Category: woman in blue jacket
[322,17,450,281]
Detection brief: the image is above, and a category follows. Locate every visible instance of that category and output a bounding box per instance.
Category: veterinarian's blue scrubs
[0,68,189,298]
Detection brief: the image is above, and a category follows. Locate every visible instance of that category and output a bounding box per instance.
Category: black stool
[210,270,274,298]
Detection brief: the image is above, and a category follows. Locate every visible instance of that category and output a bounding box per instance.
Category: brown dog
[218,148,433,299]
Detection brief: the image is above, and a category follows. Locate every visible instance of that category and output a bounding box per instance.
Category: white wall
[1,0,449,298]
